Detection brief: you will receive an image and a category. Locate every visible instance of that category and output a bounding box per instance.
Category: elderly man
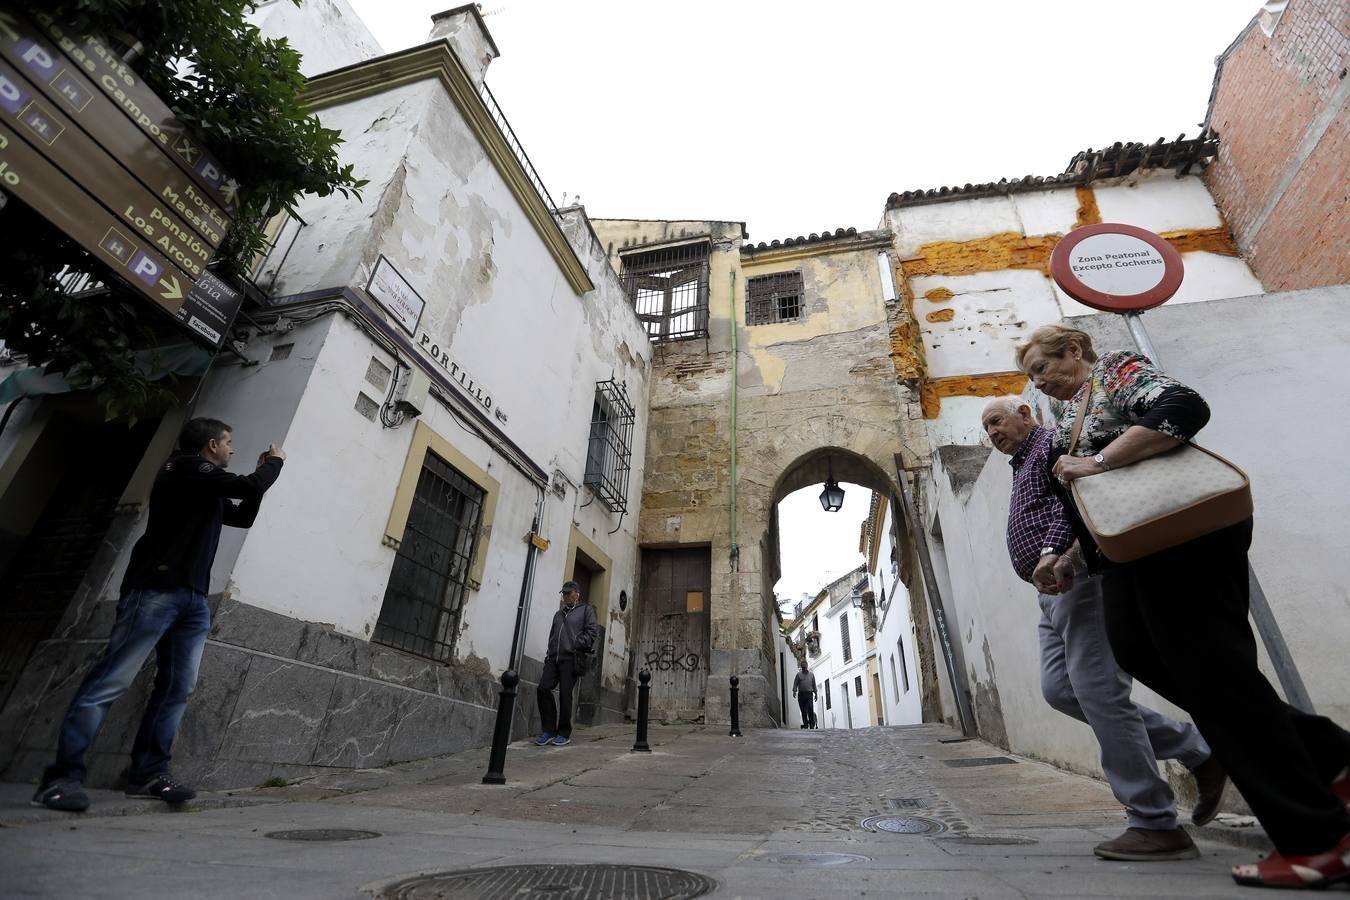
[982,395,1227,861]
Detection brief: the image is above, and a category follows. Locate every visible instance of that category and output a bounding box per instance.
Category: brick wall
[1204,0,1350,290]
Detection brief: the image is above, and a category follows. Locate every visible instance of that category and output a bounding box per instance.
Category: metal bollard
[632,669,652,752]
[729,674,742,737]
[481,669,519,785]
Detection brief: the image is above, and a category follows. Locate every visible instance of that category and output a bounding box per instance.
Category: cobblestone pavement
[1,722,1270,898]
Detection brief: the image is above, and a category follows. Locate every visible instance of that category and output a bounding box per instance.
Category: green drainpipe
[729,270,738,564]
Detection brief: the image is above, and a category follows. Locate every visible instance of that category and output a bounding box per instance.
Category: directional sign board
[0,11,240,347]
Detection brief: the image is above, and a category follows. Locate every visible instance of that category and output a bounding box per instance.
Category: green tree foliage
[0,0,364,421]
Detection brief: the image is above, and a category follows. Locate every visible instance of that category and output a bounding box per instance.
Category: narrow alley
[1,723,1260,898]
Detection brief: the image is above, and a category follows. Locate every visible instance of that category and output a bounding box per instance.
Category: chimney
[428,5,500,90]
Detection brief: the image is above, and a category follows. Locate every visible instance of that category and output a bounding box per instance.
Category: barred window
[897,639,910,692]
[840,615,852,663]
[824,678,832,709]
[373,452,484,663]
[584,379,635,513]
[619,241,710,342]
[854,675,863,697]
[746,270,804,325]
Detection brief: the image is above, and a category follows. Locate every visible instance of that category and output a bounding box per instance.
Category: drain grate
[941,756,1018,767]
[938,835,1038,846]
[766,852,870,867]
[265,828,381,842]
[377,864,715,899]
[860,814,947,835]
[885,797,928,810]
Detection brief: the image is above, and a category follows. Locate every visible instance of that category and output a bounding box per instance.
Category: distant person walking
[792,661,818,729]
[32,418,285,812]
[534,581,598,747]
[982,394,1224,862]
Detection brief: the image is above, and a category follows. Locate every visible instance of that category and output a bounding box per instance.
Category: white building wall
[249,0,384,77]
[921,284,1350,788]
[870,503,923,727]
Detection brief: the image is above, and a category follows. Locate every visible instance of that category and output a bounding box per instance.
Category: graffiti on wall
[643,644,702,672]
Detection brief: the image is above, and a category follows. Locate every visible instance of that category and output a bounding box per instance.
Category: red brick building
[1204,0,1349,291]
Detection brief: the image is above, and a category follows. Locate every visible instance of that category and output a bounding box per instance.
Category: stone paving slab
[2,722,1281,899]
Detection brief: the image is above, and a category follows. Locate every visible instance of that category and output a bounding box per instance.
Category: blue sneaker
[533,732,555,746]
[552,734,571,746]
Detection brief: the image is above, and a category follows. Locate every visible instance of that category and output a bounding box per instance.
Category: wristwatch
[1040,547,1059,557]
[1093,453,1111,470]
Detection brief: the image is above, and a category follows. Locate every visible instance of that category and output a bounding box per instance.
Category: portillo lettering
[416,332,506,421]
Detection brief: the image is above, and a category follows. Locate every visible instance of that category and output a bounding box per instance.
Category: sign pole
[1052,223,1316,715]
[1119,313,1315,714]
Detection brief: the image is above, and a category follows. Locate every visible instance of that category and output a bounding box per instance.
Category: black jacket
[121,452,284,595]
[546,602,598,659]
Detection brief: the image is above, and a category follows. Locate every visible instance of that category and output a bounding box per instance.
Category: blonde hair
[1015,324,1098,370]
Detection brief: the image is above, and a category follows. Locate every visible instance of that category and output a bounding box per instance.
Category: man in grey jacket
[534,581,599,747]
[792,661,818,729]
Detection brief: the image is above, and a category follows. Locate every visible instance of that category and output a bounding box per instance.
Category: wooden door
[636,547,710,721]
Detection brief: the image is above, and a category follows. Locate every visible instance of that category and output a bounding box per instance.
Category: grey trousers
[1038,572,1211,830]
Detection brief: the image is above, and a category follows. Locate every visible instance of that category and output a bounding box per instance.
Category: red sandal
[1333,767,1349,811]
[1232,832,1350,889]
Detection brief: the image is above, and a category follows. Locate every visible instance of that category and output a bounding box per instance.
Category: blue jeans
[43,587,211,786]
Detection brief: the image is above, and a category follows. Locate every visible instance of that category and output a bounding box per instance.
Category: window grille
[584,379,635,513]
[618,242,710,342]
[824,678,832,709]
[855,675,863,697]
[890,654,900,697]
[746,270,804,325]
[840,615,852,663]
[373,452,484,663]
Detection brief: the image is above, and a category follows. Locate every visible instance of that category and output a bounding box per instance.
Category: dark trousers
[1101,518,1350,855]
[537,655,577,737]
[797,691,817,728]
[44,588,211,786]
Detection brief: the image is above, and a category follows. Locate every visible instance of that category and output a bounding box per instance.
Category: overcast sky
[344,0,1257,243]
[340,0,1258,608]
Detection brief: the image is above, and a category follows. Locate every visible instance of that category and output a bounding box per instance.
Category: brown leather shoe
[1094,827,1199,861]
[1190,755,1228,826]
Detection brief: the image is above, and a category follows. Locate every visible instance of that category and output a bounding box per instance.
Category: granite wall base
[0,596,544,790]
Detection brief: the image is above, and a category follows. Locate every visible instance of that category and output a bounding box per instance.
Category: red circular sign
[1050,223,1184,313]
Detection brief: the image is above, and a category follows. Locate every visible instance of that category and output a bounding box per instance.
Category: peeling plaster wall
[249,0,384,77]
[884,171,1264,449]
[259,81,435,297]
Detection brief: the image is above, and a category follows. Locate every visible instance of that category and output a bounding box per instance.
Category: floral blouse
[1051,351,1210,457]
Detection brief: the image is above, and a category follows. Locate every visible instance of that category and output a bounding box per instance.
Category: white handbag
[1067,386,1253,563]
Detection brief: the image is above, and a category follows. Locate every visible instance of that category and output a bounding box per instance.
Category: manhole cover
[766,852,870,866]
[885,797,928,810]
[859,815,947,834]
[938,835,1038,846]
[265,828,381,842]
[941,756,1018,767]
[377,864,715,899]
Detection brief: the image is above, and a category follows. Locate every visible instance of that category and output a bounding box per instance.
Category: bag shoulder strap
[1067,379,1093,455]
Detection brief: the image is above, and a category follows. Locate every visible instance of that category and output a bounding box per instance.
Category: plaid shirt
[1006,425,1075,583]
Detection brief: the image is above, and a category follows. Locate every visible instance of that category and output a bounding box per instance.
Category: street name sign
[0,11,241,347]
[367,255,426,334]
[1049,223,1184,312]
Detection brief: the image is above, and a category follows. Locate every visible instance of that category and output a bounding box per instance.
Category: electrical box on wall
[394,367,431,418]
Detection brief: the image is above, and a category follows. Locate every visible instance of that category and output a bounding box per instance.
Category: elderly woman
[1016,324,1350,890]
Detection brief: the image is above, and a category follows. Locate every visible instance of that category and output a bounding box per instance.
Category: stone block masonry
[0,596,543,790]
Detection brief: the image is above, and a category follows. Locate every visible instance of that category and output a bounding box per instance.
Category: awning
[0,342,214,405]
